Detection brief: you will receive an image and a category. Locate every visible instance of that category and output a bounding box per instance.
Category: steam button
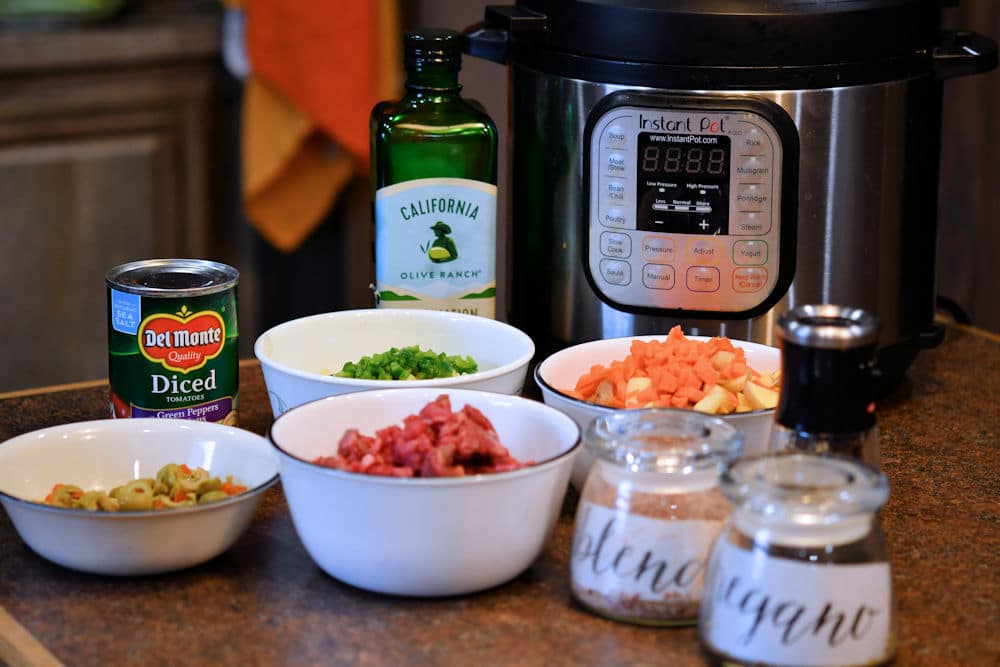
[600,259,631,286]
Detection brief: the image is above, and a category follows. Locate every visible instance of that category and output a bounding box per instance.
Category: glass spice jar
[700,451,896,667]
[570,409,743,626]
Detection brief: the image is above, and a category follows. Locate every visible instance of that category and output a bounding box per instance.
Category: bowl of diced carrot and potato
[534,327,781,489]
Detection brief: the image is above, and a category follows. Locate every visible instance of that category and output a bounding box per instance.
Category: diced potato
[710,350,735,372]
[736,391,752,413]
[625,376,652,395]
[694,385,737,415]
[744,380,779,410]
[594,379,615,405]
[719,369,750,393]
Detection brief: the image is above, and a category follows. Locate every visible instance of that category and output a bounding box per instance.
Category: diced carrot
[694,358,720,386]
[657,371,678,394]
[670,394,690,408]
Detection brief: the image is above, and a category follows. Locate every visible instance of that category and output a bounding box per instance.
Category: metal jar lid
[776,304,880,349]
[106,259,239,298]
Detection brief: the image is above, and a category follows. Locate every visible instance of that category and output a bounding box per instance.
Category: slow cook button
[600,259,631,286]
[600,207,629,229]
[642,264,675,290]
[732,211,772,236]
[734,184,769,212]
[606,152,627,177]
[600,232,632,259]
[732,240,768,265]
[686,266,720,293]
[641,235,676,263]
[605,124,627,149]
[733,267,768,293]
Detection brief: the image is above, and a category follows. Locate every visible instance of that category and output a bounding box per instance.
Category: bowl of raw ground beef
[269,388,581,597]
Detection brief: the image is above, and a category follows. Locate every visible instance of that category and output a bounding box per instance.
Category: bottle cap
[405,29,463,69]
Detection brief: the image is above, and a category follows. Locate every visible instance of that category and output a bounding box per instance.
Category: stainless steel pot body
[508,65,943,381]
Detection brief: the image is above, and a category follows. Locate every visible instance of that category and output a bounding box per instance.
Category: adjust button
[732,240,768,265]
[686,266,720,293]
[687,239,722,265]
[733,267,768,293]
[643,264,676,290]
[600,259,631,286]
[600,232,632,259]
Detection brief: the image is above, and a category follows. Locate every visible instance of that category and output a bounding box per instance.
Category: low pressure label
[110,289,141,335]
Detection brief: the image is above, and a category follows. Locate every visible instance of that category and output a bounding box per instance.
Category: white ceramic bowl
[0,419,279,576]
[270,387,581,597]
[534,335,781,489]
[254,309,536,417]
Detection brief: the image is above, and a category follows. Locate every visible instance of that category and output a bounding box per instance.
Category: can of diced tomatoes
[106,259,240,425]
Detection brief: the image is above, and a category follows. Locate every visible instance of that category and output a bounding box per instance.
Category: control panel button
[642,264,676,290]
[732,211,772,236]
[738,124,772,160]
[604,178,627,204]
[686,266,720,292]
[733,156,771,182]
[733,267,768,292]
[641,235,676,263]
[687,239,722,265]
[732,240,768,265]
[600,232,632,259]
[606,152,627,177]
[734,184,769,213]
[604,124,627,148]
[600,208,629,229]
[600,259,631,286]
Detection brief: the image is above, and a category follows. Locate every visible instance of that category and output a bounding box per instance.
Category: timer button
[606,152,628,177]
[605,125,628,149]
[600,232,632,259]
[686,266,720,293]
[600,207,629,229]
[642,264,676,290]
[600,259,631,286]
[733,240,768,265]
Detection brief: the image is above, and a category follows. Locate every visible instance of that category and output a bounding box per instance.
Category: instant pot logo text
[138,306,225,373]
[639,114,726,134]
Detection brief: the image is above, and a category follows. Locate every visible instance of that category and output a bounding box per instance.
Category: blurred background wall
[0,0,995,392]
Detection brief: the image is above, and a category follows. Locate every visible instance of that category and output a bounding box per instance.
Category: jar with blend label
[700,452,895,667]
[770,304,881,466]
[570,409,742,626]
[370,28,498,318]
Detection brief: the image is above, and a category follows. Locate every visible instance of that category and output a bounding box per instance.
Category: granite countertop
[0,324,997,666]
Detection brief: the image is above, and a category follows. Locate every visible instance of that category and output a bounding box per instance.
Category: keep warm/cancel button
[733,267,768,292]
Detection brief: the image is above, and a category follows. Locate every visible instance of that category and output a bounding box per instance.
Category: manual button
[600,259,631,286]
[643,264,676,290]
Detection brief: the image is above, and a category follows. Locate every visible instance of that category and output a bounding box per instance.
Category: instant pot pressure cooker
[465,0,996,390]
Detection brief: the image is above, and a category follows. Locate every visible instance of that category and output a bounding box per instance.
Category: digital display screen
[636,132,731,235]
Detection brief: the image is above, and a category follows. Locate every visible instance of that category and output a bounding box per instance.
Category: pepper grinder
[769,304,882,467]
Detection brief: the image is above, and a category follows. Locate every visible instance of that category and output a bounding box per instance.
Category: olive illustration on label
[427,221,458,263]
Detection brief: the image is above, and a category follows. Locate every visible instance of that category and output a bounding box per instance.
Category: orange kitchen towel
[240,0,401,252]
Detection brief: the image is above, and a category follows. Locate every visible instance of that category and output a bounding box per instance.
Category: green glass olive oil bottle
[371,28,498,318]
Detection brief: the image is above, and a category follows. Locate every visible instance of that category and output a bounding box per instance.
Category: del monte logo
[139,305,225,373]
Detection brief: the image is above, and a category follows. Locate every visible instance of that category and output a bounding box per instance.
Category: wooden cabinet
[0,2,223,392]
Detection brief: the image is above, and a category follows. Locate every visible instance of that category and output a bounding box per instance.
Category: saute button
[605,124,627,148]
[606,153,627,177]
[642,264,676,290]
[686,266,720,292]
[733,267,768,292]
[600,259,631,286]
[600,232,632,259]
[733,240,768,265]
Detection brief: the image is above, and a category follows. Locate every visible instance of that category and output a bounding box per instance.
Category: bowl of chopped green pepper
[254,309,535,417]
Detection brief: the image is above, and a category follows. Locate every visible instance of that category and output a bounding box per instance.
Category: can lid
[106,259,239,297]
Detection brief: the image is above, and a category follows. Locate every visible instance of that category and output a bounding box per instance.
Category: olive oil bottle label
[375,177,497,318]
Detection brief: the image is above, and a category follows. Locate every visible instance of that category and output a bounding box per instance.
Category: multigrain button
[687,239,722,265]
[606,153,627,177]
[686,266,720,292]
[733,240,768,265]
[642,264,676,290]
[641,235,676,263]
[600,207,629,229]
[733,156,771,182]
[733,267,768,292]
[600,232,632,259]
[600,259,631,285]
[605,124,627,148]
